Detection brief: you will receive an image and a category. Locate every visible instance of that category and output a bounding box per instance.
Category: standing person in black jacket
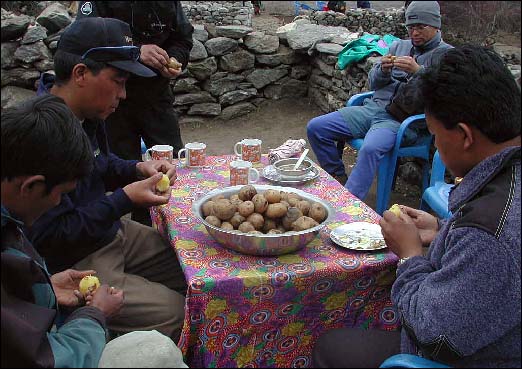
[77,1,194,226]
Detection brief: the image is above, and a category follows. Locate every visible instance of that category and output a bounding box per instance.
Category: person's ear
[19,175,46,198]
[72,63,90,86]
[457,122,474,150]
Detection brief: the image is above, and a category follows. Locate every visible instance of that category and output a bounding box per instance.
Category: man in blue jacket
[1,94,124,367]
[28,17,186,341]
[307,1,452,201]
[313,45,521,368]
[76,1,194,226]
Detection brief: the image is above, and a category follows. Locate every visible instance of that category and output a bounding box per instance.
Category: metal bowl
[192,184,335,256]
[273,158,313,179]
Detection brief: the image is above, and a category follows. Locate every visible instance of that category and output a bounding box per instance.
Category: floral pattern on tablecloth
[151,155,400,368]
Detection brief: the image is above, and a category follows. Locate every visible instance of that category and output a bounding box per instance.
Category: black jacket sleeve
[164,2,194,69]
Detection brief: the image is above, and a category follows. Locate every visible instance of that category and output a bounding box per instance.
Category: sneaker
[332,173,348,186]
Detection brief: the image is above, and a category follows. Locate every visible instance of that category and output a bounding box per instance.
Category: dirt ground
[180,97,422,213]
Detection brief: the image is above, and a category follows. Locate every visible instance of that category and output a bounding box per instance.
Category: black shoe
[332,173,348,186]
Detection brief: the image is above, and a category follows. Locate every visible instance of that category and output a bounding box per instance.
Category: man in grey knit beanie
[405,1,441,29]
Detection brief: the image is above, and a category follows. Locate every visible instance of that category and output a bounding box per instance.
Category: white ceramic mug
[145,145,174,162]
[230,160,260,186]
[178,142,206,167]
[234,138,262,163]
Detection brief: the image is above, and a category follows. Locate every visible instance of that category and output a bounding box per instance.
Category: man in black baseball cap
[57,17,155,77]
[30,16,186,342]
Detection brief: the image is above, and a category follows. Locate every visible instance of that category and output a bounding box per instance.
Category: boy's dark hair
[420,44,521,143]
[1,94,93,192]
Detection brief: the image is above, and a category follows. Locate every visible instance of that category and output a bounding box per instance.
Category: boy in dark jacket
[1,94,124,367]
[313,45,521,368]
[29,17,186,342]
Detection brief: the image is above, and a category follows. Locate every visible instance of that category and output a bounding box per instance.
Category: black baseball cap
[57,17,156,77]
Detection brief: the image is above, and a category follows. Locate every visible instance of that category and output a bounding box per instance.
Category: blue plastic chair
[340,91,432,215]
[380,354,450,368]
[294,1,326,15]
[420,150,452,218]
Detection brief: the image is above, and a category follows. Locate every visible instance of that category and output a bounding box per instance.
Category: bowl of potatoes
[192,184,335,256]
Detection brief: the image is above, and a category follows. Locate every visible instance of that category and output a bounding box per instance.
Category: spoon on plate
[293,148,309,170]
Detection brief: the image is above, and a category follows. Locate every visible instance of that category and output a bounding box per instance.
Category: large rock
[285,23,358,52]
[189,38,208,61]
[246,68,288,89]
[36,2,72,34]
[187,103,221,116]
[14,41,53,64]
[1,10,32,41]
[172,77,201,94]
[173,91,215,106]
[1,85,35,109]
[187,57,217,81]
[202,74,245,97]
[204,37,238,56]
[255,45,303,67]
[1,42,19,69]
[215,25,253,39]
[219,102,257,120]
[219,88,257,107]
[219,49,255,72]
[243,32,279,54]
[21,24,48,45]
[193,24,209,42]
[1,68,40,88]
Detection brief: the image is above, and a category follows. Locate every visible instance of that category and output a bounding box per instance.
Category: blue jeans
[307,101,400,200]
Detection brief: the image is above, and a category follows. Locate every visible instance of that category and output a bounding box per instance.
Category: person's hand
[50,269,97,307]
[380,54,394,73]
[136,160,177,184]
[379,210,423,259]
[159,66,183,79]
[392,55,421,74]
[139,44,170,71]
[400,205,439,245]
[123,173,172,207]
[86,284,124,318]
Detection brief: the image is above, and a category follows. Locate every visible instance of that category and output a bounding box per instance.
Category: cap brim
[107,60,157,77]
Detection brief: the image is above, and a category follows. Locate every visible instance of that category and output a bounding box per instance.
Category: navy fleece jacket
[27,73,139,273]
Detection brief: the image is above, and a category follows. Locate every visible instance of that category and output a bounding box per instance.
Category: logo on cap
[81,2,93,15]
[124,36,133,44]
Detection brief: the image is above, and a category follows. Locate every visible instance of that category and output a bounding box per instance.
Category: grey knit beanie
[405,1,441,29]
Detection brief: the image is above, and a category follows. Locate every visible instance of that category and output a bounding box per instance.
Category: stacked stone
[172,24,309,125]
[182,1,253,27]
[310,9,408,39]
[1,3,72,108]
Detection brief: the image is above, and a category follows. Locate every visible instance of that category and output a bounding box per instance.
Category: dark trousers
[313,327,402,368]
[106,76,184,226]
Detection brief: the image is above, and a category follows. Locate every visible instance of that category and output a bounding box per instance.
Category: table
[151,155,400,368]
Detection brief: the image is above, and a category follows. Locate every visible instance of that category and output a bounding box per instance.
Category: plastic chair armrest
[346,91,375,107]
[380,354,451,368]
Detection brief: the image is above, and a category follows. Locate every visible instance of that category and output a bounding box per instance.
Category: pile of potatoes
[201,185,328,235]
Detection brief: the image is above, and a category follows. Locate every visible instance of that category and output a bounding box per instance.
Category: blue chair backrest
[430,150,446,186]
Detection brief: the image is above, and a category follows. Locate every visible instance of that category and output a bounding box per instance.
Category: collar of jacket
[448,146,521,212]
[412,30,442,54]
[1,205,24,229]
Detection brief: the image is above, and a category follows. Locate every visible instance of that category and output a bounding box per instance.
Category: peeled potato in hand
[156,174,171,193]
[79,275,100,296]
[389,203,402,217]
[167,57,182,70]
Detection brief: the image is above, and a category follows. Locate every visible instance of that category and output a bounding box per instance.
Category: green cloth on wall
[337,33,400,70]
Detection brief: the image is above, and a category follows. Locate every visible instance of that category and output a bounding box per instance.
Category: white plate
[330,222,387,251]
[262,165,320,185]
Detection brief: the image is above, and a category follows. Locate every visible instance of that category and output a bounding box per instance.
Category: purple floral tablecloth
[151,155,400,368]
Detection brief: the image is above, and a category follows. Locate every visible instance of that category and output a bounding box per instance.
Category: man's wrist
[136,162,146,179]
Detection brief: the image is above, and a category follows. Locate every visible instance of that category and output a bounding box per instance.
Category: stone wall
[2,3,520,117]
[182,1,254,27]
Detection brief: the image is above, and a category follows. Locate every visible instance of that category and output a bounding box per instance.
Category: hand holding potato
[50,269,97,307]
[123,173,172,208]
[381,54,395,73]
[380,209,423,259]
[87,284,124,319]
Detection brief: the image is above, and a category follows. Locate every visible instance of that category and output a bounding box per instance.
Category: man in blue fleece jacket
[313,46,521,367]
[307,1,452,200]
[27,18,187,341]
